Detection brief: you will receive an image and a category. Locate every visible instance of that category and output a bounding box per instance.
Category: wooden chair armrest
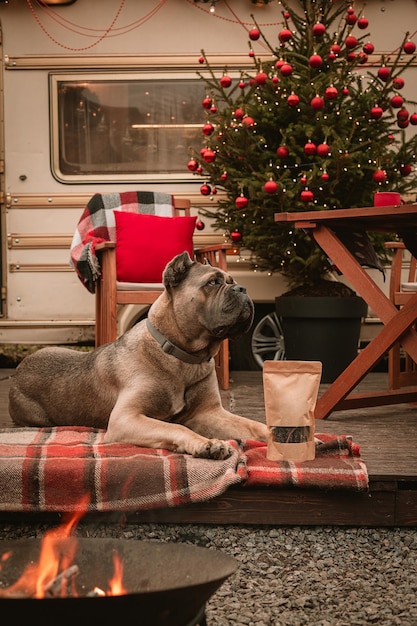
[385,241,406,250]
[95,241,116,252]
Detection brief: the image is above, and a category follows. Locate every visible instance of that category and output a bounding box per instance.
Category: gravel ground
[1,520,417,625]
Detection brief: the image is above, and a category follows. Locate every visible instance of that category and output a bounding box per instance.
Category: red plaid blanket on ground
[70,191,174,293]
[0,428,368,513]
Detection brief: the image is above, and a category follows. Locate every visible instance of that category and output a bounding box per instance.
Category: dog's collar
[146,318,212,365]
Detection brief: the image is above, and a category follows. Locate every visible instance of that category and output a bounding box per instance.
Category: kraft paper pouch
[263,360,322,462]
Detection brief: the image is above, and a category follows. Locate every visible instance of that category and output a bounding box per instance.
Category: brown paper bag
[263,360,322,462]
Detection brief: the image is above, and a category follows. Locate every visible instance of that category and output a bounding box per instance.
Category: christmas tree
[188,0,417,291]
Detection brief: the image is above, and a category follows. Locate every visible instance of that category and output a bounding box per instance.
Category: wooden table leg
[315,294,417,418]
[312,225,417,361]
[307,225,417,418]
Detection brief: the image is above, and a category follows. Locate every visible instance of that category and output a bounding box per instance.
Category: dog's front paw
[194,439,233,460]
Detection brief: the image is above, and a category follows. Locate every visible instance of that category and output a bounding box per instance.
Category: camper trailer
[0,0,414,368]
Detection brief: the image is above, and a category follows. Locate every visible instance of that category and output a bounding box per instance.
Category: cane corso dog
[9,252,268,459]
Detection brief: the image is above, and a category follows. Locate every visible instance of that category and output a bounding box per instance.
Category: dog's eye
[207,277,221,286]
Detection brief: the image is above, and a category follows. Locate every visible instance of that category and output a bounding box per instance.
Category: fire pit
[0,538,237,626]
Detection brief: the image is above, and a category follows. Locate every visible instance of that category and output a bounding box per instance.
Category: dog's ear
[163,251,194,288]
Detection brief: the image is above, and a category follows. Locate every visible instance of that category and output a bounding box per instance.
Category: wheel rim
[251,311,285,368]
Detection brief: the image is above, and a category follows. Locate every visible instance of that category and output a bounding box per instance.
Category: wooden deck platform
[0,368,416,527]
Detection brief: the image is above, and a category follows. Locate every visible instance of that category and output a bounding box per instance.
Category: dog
[9,252,268,459]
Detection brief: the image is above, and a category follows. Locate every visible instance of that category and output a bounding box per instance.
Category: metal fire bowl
[0,538,237,626]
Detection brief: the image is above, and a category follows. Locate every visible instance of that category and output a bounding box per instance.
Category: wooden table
[275,204,417,419]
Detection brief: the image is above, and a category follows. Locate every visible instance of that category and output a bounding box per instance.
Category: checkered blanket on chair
[0,428,368,513]
[70,191,173,293]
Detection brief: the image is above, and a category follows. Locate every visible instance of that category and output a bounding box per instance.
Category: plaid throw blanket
[70,191,174,293]
[0,428,368,513]
[243,434,368,490]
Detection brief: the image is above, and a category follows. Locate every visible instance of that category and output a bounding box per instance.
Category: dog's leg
[9,385,54,427]
[105,409,234,459]
[183,408,268,443]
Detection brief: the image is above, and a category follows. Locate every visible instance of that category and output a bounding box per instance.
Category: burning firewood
[43,564,80,598]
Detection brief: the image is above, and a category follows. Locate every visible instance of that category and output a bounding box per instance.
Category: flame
[0,495,127,599]
[107,553,127,596]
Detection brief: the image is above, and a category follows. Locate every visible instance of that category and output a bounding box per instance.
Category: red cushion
[114,211,196,283]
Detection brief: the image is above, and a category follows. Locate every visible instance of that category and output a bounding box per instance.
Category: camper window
[49,73,206,183]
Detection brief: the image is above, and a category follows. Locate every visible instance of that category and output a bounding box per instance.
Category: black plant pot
[275,295,368,384]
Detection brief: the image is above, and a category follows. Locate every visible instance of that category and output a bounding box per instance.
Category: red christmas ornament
[255,71,268,85]
[321,171,329,181]
[401,164,412,176]
[312,23,325,37]
[187,159,198,172]
[221,171,228,181]
[203,149,216,163]
[234,108,244,120]
[300,175,307,184]
[330,43,341,55]
[248,50,255,58]
[249,28,260,41]
[196,219,205,231]
[304,141,317,155]
[200,147,208,157]
[358,52,368,65]
[202,96,212,110]
[398,119,409,129]
[300,189,314,202]
[328,52,336,61]
[197,166,203,174]
[280,63,293,76]
[272,74,280,85]
[235,195,248,209]
[378,67,391,82]
[198,56,205,64]
[357,17,369,29]
[393,77,405,90]
[325,86,338,100]
[311,96,325,110]
[278,28,292,43]
[346,52,357,62]
[202,123,214,136]
[287,93,300,107]
[363,42,374,54]
[264,180,278,194]
[276,145,289,159]
[230,230,242,243]
[403,40,416,54]
[345,12,357,25]
[370,106,383,119]
[397,108,409,122]
[220,75,232,88]
[210,105,217,114]
[345,35,358,49]
[317,142,330,157]
[342,87,349,96]
[390,95,404,108]
[242,116,255,127]
[309,54,323,68]
[200,183,211,196]
[372,169,386,183]
[410,113,417,125]
[275,59,285,70]
[238,80,246,89]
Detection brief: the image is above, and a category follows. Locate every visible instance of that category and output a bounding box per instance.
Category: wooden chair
[385,241,417,389]
[94,196,231,390]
